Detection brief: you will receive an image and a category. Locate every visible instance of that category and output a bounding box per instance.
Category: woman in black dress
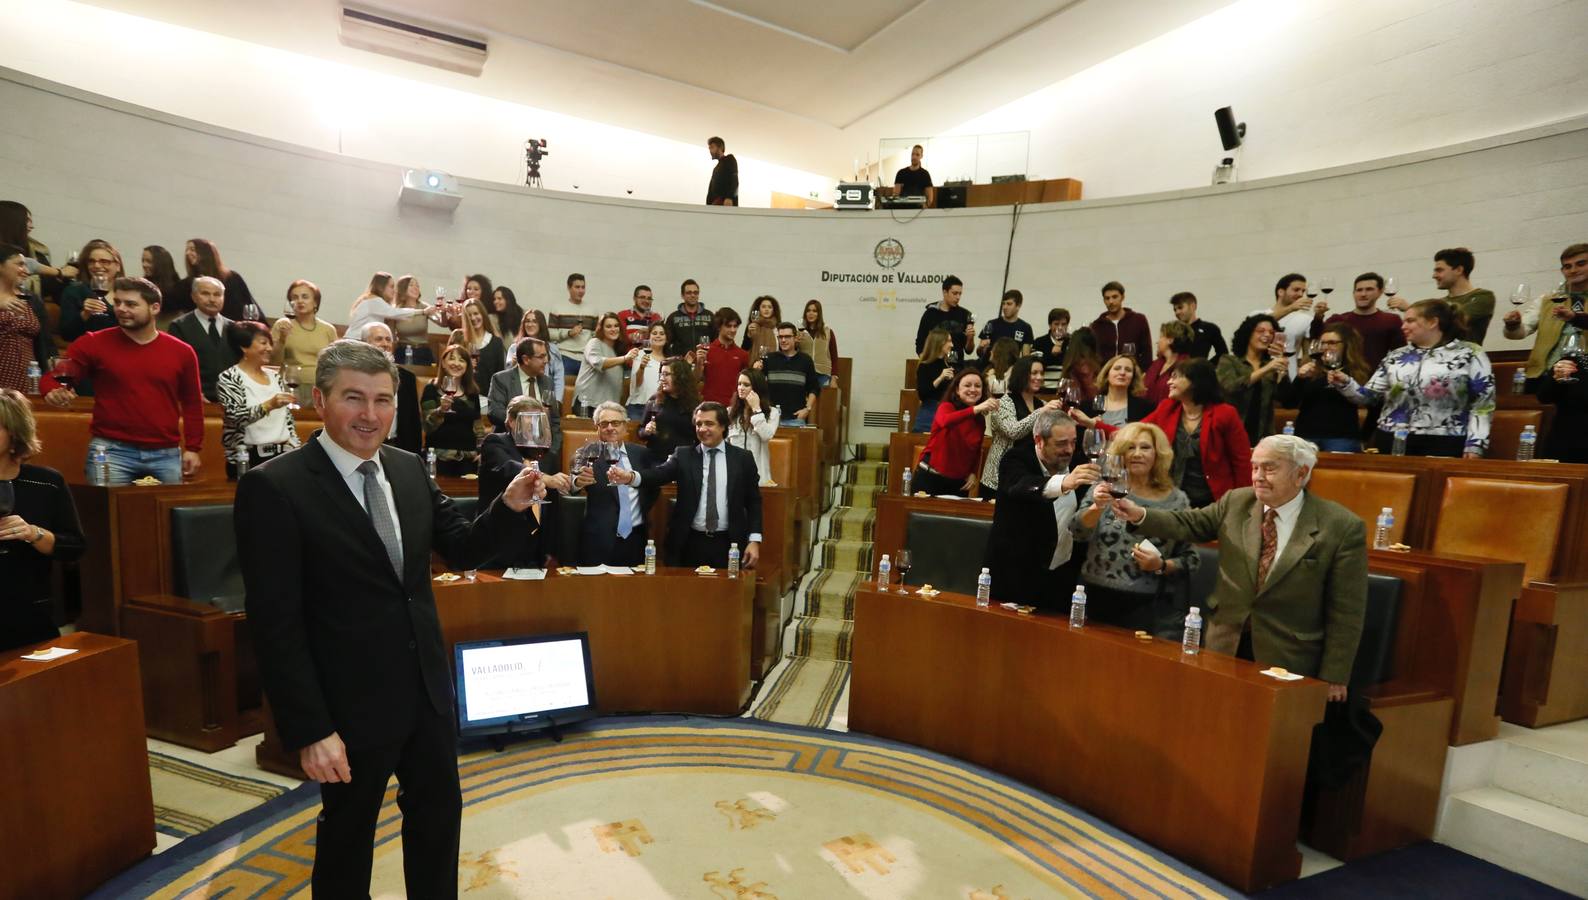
[0,388,86,650]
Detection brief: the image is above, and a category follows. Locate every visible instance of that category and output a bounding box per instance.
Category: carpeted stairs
[749,443,889,729]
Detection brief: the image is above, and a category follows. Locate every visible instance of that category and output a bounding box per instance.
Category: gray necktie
[706,448,720,533]
[207,317,219,343]
[357,460,403,576]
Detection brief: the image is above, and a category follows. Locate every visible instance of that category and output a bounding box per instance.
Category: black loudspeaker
[1215,106,1246,151]
[937,182,968,208]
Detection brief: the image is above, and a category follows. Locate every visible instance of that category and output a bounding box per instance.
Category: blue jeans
[561,354,582,379]
[779,418,808,428]
[1311,437,1363,453]
[913,402,939,433]
[86,438,183,485]
[816,374,831,389]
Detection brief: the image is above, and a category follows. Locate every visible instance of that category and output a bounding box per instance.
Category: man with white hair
[1112,434,1367,700]
[357,321,421,453]
[167,275,238,400]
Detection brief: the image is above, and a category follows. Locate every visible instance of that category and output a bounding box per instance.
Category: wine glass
[1055,377,1072,404]
[1321,346,1343,371]
[242,302,263,323]
[1319,275,1335,297]
[1560,333,1583,384]
[1305,282,1319,301]
[894,549,912,587]
[1121,342,1137,360]
[512,409,552,457]
[572,439,600,483]
[1384,276,1398,301]
[49,358,83,393]
[437,374,461,398]
[0,480,13,557]
[1063,381,1084,409]
[1083,424,1107,460]
[280,364,303,410]
[1104,454,1130,500]
[1511,283,1531,306]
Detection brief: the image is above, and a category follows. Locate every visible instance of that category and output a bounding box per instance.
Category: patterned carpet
[149,749,290,839]
[98,718,1235,899]
[749,444,888,729]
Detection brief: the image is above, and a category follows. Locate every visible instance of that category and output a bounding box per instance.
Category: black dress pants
[313,707,461,899]
[676,529,732,568]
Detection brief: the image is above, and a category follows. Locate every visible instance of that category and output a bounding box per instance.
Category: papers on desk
[574,565,634,576]
[502,568,547,580]
[20,647,78,661]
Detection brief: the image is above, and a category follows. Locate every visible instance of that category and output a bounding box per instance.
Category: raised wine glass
[894,548,912,588]
[1319,275,1335,297]
[1083,424,1107,460]
[1321,346,1343,371]
[49,358,84,394]
[1121,342,1137,361]
[1560,333,1584,384]
[437,374,462,398]
[1384,276,1398,301]
[242,302,263,323]
[0,480,14,557]
[1104,454,1130,500]
[280,364,304,411]
[1510,283,1530,306]
[512,409,553,507]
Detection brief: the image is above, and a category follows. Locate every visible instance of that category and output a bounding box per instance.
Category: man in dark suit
[1113,433,1367,700]
[358,322,422,453]
[488,338,561,472]
[985,408,1100,610]
[166,275,239,400]
[237,339,545,897]
[477,395,581,568]
[608,401,761,568]
[571,401,659,566]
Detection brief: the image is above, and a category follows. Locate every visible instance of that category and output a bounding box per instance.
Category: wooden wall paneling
[1501,581,1588,727]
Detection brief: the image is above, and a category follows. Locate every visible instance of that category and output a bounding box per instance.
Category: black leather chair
[1349,574,1403,690]
[1185,545,1220,612]
[171,505,245,613]
[902,513,993,596]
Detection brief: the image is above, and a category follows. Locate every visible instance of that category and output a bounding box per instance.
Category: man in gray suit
[1111,434,1367,700]
[487,337,561,471]
[166,275,238,400]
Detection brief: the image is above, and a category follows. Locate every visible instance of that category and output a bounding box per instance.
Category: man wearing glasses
[569,401,659,566]
[487,338,562,472]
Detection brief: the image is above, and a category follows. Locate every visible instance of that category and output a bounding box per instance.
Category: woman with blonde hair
[391,274,434,364]
[1070,422,1198,636]
[348,271,430,340]
[913,326,955,433]
[460,296,507,380]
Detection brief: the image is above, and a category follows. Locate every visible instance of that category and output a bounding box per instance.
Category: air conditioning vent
[340,5,488,76]
[863,411,902,429]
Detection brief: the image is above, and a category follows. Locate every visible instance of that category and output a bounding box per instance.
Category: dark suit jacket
[635,442,762,563]
[237,437,526,751]
[1134,487,1367,683]
[985,442,1084,608]
[476,432,556,568]
[576,441,659,565]
[167,310,240,401]
[486,367,562,472]
[388,367,422,454]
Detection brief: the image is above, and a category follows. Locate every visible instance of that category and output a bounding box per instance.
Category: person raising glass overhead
[1276,323,1371,453]
[912,368,999,497]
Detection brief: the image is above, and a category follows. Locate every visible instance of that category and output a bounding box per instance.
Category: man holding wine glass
[43,277,205,484]
[1504,243,1588,389]
[1322,273,1405,369]
[568,401,659,567]
[487,338,562,471]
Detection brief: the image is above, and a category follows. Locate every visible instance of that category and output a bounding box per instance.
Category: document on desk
[21,647,79,661]
[573,565,634,576]
[502,568,547,581]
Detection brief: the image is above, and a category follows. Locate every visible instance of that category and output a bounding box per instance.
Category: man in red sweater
[1090,281,1152,370]
[1324,272,1405,368]
[616,284,662,351]
[44,277,204,484]
[700,306,747,406]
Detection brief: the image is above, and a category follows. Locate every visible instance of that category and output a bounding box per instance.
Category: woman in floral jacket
[1328,298,1494,458]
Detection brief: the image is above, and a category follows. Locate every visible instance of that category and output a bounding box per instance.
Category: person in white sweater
[727,368,780,484]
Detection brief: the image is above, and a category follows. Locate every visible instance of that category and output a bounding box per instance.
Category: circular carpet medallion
[105,718,1233,898]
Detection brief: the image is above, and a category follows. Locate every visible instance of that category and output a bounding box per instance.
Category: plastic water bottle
[901,410,910,432]
[1518,425,1537,461]
[900,467,913,496]
[975,567,991,607]
[1069,586,1087,628]
[1391,426,1409,456]
[644,540,657,575]
[1182,607,1203,655]
[24,361,40,395]
[1282,420,1295,436]
[233,446,249,479]
[1511,368,1527,395]
[877,553,891,591]
[402,344,413,365]
[425,448,437,476]
[727,543,741,578]
[1374,507,1394,550]
[92,448,111,486]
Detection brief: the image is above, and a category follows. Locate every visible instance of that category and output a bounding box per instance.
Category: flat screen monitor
[453,632,597,737]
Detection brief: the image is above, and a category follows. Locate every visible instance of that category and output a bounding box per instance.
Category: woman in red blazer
[1076,358,1250,505]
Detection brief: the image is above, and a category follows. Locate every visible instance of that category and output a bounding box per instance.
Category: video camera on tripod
[525,138,549,187]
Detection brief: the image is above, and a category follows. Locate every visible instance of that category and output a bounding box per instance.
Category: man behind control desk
[43,276,205,484]
[568,401,660,566]
[1112,434,1366,701]
[608,401,762,569]
[985,408,1100,609]
[238,339,546,898]
[487,337,563,472]
[167,275,239,401]
[706,136,738,207]
[892,144,934,206]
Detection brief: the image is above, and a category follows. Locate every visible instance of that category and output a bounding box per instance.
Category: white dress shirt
[318,432,404,549]
[1040,468,1081,570]
[610,444,645,535]
[1264,490,1307,565]
[631,442,762,544]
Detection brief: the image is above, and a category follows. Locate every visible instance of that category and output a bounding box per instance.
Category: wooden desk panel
[1502,581,1588,727]
[0,633,154,899]
[258,570,753,776]
[872,493,994,564]
[850,587,1325,892]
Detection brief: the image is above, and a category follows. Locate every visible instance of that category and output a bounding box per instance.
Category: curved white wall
[5,69,1586,440]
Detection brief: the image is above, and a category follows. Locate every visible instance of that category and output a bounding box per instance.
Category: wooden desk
[872,493,993,562]
[1502,580,1588,728]
[0,633,154,899]
[257,569,754,776]
[850,587,1325,892]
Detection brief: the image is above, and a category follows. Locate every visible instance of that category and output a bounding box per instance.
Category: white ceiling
[76,0,1234,176]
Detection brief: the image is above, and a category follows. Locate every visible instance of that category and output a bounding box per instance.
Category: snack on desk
[132,476,162,486]
[695,565,717,575]
[433,573,461,583]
